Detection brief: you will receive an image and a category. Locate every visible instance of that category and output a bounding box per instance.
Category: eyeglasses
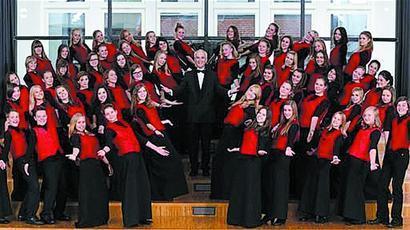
[90,58,98,61]
[133,71,143,76]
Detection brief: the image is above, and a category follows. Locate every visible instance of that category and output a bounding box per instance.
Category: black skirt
[144,134,188,201]
[266,152,291,219]
[75,158,109,228]
[227,155,262,228]
[340,156,369,222]
[210,125,242,200]
[119,153,152,227]
[0,169,12,217]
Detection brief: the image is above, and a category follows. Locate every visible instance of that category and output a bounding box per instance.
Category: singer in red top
[370,97,410,228]
[69,28,91,71]
[343,31,373,80]
[340,106,381,225]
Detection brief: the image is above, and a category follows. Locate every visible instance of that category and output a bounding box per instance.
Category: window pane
[161,0,198,2]
[160,13,199,37]
[217,15,255,37]
[274,0,309,2]
[331,14,367,37]
[274,14,311,38]
[217,0,255,2]
[105,13,142,36]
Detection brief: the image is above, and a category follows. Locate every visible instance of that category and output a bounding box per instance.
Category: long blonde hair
[219,41,239,59]
[361,106,381,128]
[230,84,261,109]
[153,50,171,75]
[131,83,156,116]
[68,113,92,138]
[29,85,44,113]
[326,111,347,136]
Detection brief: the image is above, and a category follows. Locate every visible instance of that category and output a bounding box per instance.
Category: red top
[339,81,366,106]
[224,105,246,127]
[348,127,379,161]
[70,44,89,65]
[273,52,287,71]
[272,119,298,151]
[35,57,55,75]
[299,94,328,128]
[167,54,182,74]
[153,69,178,90]
[343,104,362,133]
[317,129,342,160]
[240,129,259,156]
[77,89,94,106]
[105,42,118,63]
[363,88,382,108]
[25,72,44,87]
[8,128,28,160]
[216,58,238,86]
[344,49,372,76]
[89,70,104,87]
[135,103,166,136]
[33,126,60,162]
[269,98,288,127]
[276,66,292,87]
[109,85,130,110]
[329,44,346,67]
[130,43,148,60]
[78,133,100,160]
[389,115,410,151]
[377,103,393,126]
[7,100,29,129]
[361,74,375,90]
[239,66,254,93]
[107,121,141,155]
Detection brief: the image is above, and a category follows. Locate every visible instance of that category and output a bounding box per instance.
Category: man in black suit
[162,49,238,176]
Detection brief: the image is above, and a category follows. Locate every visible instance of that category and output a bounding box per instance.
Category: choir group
[0,21,408,228]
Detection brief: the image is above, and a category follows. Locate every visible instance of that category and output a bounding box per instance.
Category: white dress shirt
[197,68,205,90]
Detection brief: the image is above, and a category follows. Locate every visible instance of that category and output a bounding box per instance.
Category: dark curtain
[0,0,16,137]
[396,0,410,97]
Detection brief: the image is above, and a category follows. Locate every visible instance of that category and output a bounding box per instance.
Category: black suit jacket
[174,68,228,123]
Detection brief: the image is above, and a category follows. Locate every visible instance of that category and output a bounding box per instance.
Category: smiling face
[42,72,54,87]
[116,54,127,67]
[97,88,108,103]
[222,44,233,57]
[147,32,157,44]
[331,113,343,129]
[98,46,108,59]
[106,70,117,84]
[285,53,295,67]
[315,52,325,66]
[123,31,133,43]
[56,87,69,102]
[359,33,370,47]
[75,116,86,132]
[60,47,69,59]
[95,31,104,43]
[89,54,99,67]
[381,89,393,104]
[158,53,167,66]
[34,45,43,56]
[368,62,380,75]
[327,69,336,82]
[103,107,118,123]
[292,71,303,85]
[11,86,21,101]
[245,86,257,101]
[397,101,409,116]
[249,58,257,70]
[33,87,44,101]
[363,108,376,126]
[377,74,389,88]
[352,68,365,81]
[283,104,293,120]
[121,42,132,55]
[279,82,292,98]
[263,69,273,82]
[34,110,48,126]
[137,86,148,102]
[227,27,235,40]
[159,41,168,52]
[28,60,37,71]
[78,75,89,89]
[7,111,20,127]
[194,51,207,69]
[314,78,326,94]
[256,108,267,124]
[265,24,276,38]
[176,28,185,40]
[9,73,20,85]
[281,37,291,51]
[72,30,81,44]
[351,90,362,104]
[132,67,143,81]
[314,41,324,53]
[334,29,342,42]
[258,41,268,55]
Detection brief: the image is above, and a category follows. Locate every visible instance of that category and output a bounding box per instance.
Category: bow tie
[196,69,205,74]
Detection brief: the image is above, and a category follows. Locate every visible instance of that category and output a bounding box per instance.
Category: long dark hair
[332,27,348,46]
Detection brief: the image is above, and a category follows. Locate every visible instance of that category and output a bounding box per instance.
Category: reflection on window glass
[109,0,141,2]
[160,13,198,37]
[274,0,309,3]
[330,0,368,4]
[48,13,85,62]
[217,15,255,37]
[105,13,142,36]
[331,14,367,36]
[274,14,311,38]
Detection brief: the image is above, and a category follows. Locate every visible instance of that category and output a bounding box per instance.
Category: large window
[15,0,397,78]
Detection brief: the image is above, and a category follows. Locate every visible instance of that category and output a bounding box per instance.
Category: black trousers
[269,153,291,219]
[187,122,212,172]
[15,159,40,218]
[40,156,62,218]
[376,149,409,222]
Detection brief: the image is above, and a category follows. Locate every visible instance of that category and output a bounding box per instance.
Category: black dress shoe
[314,216,328,224]
[299,214,314,222]
[260,215,272,225]
[41,215,55,224]
[345,219,365,225]
[140,219,153,225]
[55,214,71,221]
[271,218,286,226]
[386,219,403,228]
[0,218,10,224]
[25,217,45,225]
[17,215,26,221]
[367,217,389,225]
